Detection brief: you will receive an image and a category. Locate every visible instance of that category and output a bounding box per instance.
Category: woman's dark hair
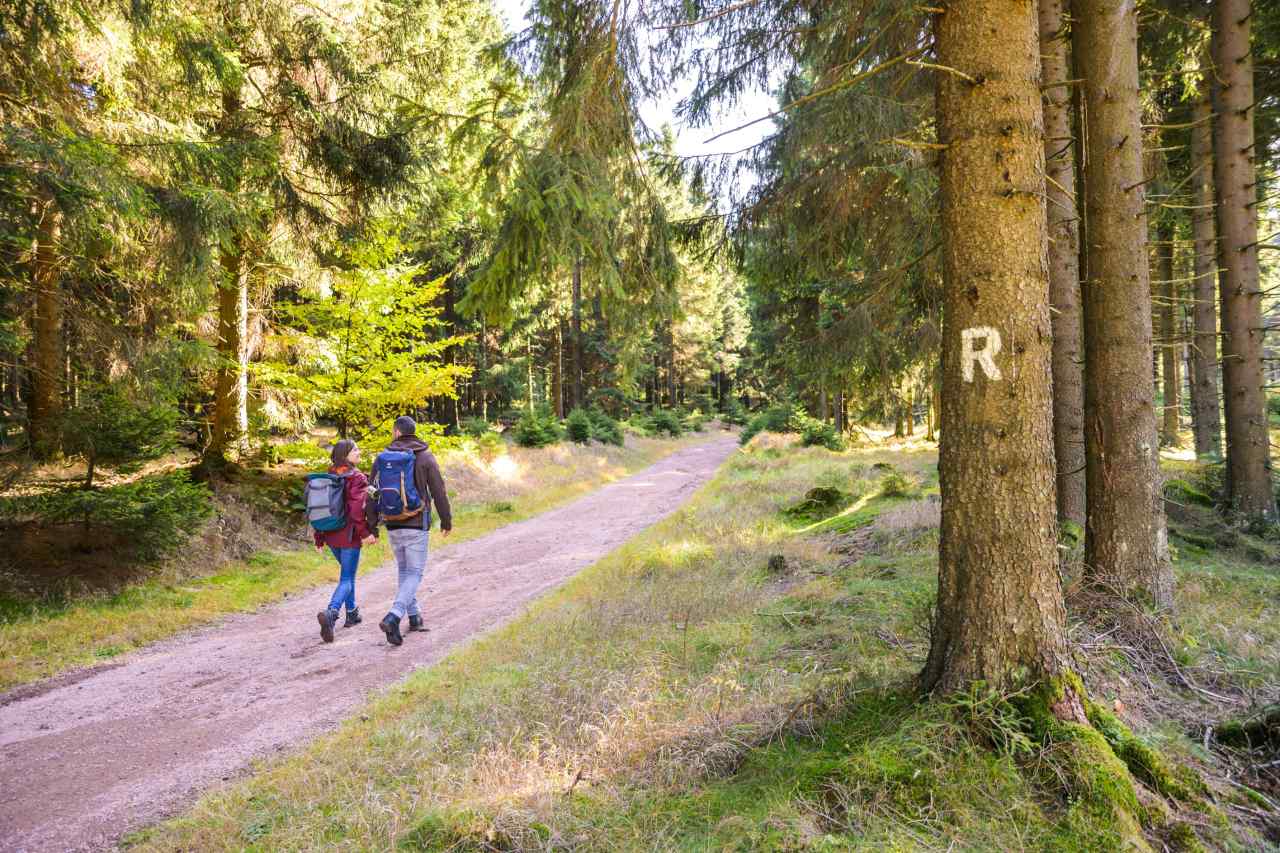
[330,438,356,468]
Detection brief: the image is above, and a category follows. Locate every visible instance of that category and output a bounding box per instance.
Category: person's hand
[362,535,376,545]
[315,543,323,552]
[441,528,452,538]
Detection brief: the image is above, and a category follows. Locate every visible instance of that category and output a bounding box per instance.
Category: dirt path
[0,435,737,852]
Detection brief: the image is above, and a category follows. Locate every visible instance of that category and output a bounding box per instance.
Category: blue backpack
[303,472,351,532]
[374,450,425,522]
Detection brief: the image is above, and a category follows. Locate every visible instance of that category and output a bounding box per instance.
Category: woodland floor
[123,432,1279,852]
[0,434,737,852]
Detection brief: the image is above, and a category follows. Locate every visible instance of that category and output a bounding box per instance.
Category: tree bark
[552,320,564,419]
[1159,222,1181,446]
[1039,0,1086,527]
[905,387,914,436]
[1189,85,1223,460]
[571,258,583,411]
[28,200,63,459]
[922,0,1072,694]
[1075,0,1173,609]
[207,234,249,465]
[1212,0,1275,519]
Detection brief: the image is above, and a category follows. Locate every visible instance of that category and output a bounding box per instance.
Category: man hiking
[372,415,452,646]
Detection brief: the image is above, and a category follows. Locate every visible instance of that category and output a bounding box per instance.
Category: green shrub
[719,397,748,426]
[740,404,796,445]
[0,472,214,562]
[790,412,844,451]
[512,408,561,448]
[565,408,594,444]
[62,381,179,488]
[650,409,684,437]
[472,430,505,461]
[626,414,655,436]
[587,409,625,446]
[879,470,919,498]
[460,417,492,439]
[682,410,707,433]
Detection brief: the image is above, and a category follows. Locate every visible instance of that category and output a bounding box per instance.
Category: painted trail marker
[960,326,1002,382]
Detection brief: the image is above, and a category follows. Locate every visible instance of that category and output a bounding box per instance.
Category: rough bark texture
[1075,0,1173,609]
[28,202,63,459]
[1039,0,1086,527]
[1159,222,1181,446]
[207,235,249,465]
[922,0,1070,694]
[1189,91,1223,459]
[571,258,583,411]
[1212,0,1275,519]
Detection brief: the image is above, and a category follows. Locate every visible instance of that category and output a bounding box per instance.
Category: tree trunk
[571,258,583,411]
[1159,222,1181,446]
[1189,85,1222,458]
[1212,0,1275,519]
[1075,0,1173,609]
[207,234,249,466]
[552,320,564,419]
[921,0,1072,695]
[526,333,534,411]
[905,387,914,436]
[665,319,677,407]
[28,200,63,459]
[1039,0,1086,526]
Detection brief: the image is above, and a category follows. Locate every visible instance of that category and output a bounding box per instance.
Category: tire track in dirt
[0,435,737,852]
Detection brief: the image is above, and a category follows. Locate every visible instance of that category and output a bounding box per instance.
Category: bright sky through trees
[492,0,777,200]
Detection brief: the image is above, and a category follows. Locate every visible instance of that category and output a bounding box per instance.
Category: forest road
[0,434,738,852]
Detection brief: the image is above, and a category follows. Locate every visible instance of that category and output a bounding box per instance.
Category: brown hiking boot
[317,609,338,643]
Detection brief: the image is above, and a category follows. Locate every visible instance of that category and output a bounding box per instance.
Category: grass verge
[0,433,708,692]
[128,436,1277,851]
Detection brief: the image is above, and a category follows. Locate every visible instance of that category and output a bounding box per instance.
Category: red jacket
[313,466,374,549]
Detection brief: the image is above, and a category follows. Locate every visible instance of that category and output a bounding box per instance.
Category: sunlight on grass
[126,438,1271,852]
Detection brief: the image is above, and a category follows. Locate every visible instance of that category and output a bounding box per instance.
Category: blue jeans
[386,528,428,620]
[326,546,361,613]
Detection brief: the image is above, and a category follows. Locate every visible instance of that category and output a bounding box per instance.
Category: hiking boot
[317,608,338,643]
[380,613,403,646]
[343,608,362,628]
[407,614,426,632]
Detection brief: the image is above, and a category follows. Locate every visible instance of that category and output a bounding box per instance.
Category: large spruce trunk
[1074,0,1174,610]
[1159,222,1181,446]
[1039,0,1085,527]
[1212,0,1275,518]
[27,201,63,459]
[921,0,1071,694]
[571,258,583,411]
[207,235,249,465]
[1189,90,1222,459]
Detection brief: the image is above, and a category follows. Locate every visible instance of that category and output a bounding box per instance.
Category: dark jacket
[313,466,374,549]
[378,436,452,532]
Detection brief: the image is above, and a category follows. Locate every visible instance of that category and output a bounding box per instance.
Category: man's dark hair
[394,415,417,436]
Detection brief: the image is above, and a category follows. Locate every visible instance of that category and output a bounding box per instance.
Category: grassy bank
[0,433,708,692]
[131,435,1276,850]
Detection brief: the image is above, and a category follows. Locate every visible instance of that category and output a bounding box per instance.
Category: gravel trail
[0,435,737,852]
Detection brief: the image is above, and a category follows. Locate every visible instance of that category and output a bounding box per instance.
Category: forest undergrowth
[129,434,1279,851]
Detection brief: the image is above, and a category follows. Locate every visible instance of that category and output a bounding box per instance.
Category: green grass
[0,435,704,692]
[126,439,1273,852]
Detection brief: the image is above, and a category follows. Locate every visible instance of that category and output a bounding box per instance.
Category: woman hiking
[314,439,376,643]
